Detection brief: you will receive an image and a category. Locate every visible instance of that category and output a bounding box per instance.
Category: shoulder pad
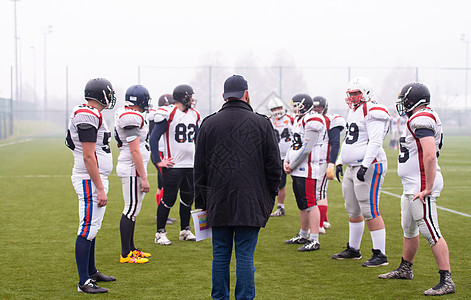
[367,103,390,122]
[409,111,438,133]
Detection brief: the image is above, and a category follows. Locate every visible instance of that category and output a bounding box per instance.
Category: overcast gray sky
[1,0,470,112]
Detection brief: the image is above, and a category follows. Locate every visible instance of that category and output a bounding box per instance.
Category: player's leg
[73,177,109,293]
[297,178,320,252]
[355,162,388,267]
[332,166,363,260]
[155,168,179,245]
[316,163,329,232]
[285,176,309,245]
[178,168,196,241]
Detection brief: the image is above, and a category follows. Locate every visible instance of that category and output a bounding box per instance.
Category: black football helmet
[125,84,151,112]
[157,94,174,107]
[84,78,116,109]
[312,96,328,115]
[173,84,194,108]
[396,83,430,117]
[290,93,313,116]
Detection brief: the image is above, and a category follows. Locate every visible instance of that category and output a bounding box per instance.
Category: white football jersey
[155,105,201,168]
[114,106,150,177]
[269,114,294,159]
[287,112,325,179]
[339,101,390,166]
[66,103,113,178]
[397,108,443,196]
[318,113,346,163]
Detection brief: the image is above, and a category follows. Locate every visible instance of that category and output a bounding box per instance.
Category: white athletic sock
[279,204,285,208]
[300,229,309,238]
[370,228,386,254]
[309,233,319,242]
[349,221,364,250]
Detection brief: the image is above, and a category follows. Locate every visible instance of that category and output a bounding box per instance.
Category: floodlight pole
[461,34,470,112]
[43,25,53,117]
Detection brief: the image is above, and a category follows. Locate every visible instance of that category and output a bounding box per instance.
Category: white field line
[381,190,471,218]
[0,138,32,148]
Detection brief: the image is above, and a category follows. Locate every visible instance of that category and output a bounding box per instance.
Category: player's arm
[79,125,107,207]
[413,131,437,203]
[289,129,319,171]
[125,126,150,193]
[326,126,342,180]
[149,118,174,168]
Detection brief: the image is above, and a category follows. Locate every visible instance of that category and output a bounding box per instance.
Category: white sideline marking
[381,190,471,218]
[0,138,32,148]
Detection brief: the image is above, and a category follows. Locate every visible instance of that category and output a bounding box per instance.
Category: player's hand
[157,158,175,168]
[326,163,335,180]
[335,164,343,182]
[356,166,368,182]
[97,189,108,207]
[283,160,291,174]
[141,178,150,193]
[413,189,432,204]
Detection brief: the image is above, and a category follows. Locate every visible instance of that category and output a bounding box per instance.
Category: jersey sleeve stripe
[305,117,325,125]
[409,111,437,123]
[369,107,390,115]
[74,109,103,128]
[119,111,145,128]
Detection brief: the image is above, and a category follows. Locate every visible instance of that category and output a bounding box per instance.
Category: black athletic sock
[130,219,136,251]
[156,202,170,231]
[120,214,134,257]
[75,236,91,286]
[88,238,97,276]
[179,202,191,230]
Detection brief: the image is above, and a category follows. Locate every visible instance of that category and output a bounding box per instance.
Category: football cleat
[78,279,108,294]
[285,234,310,244]
[132,249,151,258]
[155,231,172,245]
[179,228,196,241]
[89,271,116,282]
[379,258,413,279]
[319,227,326,234]
[270,205,285,217]
[424,270,455,296]
[362,249,388,267]
[120,251,149,264]
[332,243,362,260]
[323,221,331,229]
[298,240,320,252]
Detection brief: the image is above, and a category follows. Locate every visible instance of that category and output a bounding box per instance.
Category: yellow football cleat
[120,251,149,264]
[132,249,151,258]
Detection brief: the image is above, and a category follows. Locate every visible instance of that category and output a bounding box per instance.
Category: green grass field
[0,136,470,299]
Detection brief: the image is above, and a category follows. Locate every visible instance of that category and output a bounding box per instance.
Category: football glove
[335,164,343,182]
[326,163,335,180]
[356,166,368,182]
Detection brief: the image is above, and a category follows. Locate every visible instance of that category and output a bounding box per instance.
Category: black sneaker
[77,279,108,294]
[90,271,116,282]
[298,240,320,251]
[424,270,455,296]
[379,257,413,279]
[362,249,388,267]
[332,243,362,260]
[285,234,309,244]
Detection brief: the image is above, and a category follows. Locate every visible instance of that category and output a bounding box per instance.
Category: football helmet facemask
[125,84,151,112]
[396,83,431,117]
[312,96,328,115]
[173,84,194,109]
[345,76,373,109]
[268,97,286,118]
[84,78,116,109]
[290,93,313,116]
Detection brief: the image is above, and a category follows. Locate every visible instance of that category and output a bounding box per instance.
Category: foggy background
[1,0,470,139]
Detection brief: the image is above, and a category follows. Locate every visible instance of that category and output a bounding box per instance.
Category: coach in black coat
[194,74,281,300]
[194,79,281,228]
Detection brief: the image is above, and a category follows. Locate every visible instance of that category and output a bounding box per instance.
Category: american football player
[268,97,293,217]
[150,84,201,245]
[284,93,325,251]
[312,96,345,233]
[66,78,117,293]
[115,84,152,264]
[379,83,455,296]
[333,76,390,267]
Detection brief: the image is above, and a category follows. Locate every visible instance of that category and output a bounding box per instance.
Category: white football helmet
[268,97,286,118]
[345,76,373,109]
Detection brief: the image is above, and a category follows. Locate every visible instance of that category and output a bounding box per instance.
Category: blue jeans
[211,226,260,300]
